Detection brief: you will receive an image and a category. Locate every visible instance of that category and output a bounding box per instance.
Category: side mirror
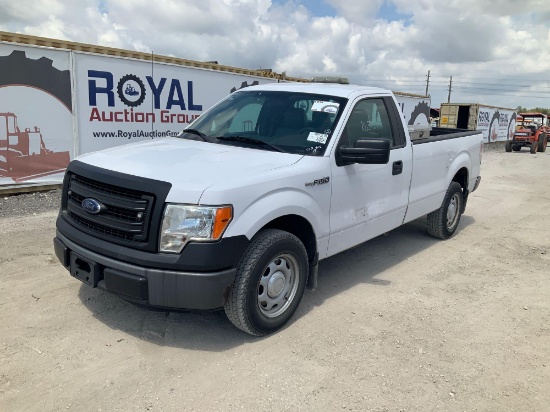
[337,139,390,166]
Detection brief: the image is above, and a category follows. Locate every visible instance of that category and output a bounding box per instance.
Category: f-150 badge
[305,177,330,187]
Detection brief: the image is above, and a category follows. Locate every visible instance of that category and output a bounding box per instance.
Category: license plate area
[69,252,101,287]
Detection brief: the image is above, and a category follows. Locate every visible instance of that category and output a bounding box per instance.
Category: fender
[222,188,329,255]
[446,150,471,189]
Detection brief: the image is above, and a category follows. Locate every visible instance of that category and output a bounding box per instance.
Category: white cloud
[1,0,549,108]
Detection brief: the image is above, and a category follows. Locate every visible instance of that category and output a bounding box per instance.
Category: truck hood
[76,138,303,204]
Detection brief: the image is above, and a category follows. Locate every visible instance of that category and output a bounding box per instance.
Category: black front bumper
[54,232,242,310]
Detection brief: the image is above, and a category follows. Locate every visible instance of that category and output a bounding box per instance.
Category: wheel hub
[267,272,286,297]
[447,194,460,228]
[257,254,300,318]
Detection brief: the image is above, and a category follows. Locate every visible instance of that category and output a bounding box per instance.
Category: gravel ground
[0,189,62,218]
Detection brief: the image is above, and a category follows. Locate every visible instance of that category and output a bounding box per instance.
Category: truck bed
[411,127,481,145]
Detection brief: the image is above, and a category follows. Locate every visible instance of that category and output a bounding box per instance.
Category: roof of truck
[244,82,392,98]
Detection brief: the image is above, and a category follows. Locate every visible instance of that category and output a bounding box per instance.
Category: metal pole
[447,76,453,103]
[425,70,431,96]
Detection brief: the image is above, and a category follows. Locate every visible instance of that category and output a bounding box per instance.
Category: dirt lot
[1,148,549,412]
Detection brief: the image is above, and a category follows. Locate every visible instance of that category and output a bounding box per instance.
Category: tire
[512,145,521,152]
[224,229,308,336]
[538,134,547,152]
[427,182,463,239]
[530,142,537,154]
[505,140,512,152]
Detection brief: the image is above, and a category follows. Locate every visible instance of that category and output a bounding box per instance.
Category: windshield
[179,90,348,156]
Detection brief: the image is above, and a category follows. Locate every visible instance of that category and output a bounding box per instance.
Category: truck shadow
[78,215,475,351]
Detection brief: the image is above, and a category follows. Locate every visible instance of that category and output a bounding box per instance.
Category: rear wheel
[505,140,512,152]
[538,133,547,152]
[224,229,308,336]
[530,142,538,154]
[427,182,463,239]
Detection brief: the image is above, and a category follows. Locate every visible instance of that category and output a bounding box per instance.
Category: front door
[327,96,413,257]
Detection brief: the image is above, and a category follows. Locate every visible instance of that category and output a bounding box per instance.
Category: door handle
[392,160,403,176]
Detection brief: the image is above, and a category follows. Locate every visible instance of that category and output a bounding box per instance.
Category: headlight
[159,204,233,253]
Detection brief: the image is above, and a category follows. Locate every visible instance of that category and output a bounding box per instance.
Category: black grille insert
[65,172,154,244]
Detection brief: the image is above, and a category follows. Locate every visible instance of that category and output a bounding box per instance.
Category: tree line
[515,106,550,115]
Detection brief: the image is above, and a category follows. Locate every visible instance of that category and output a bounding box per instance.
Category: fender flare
[223,189,324,242]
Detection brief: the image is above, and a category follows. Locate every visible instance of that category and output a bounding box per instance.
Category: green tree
[516,106,550,115]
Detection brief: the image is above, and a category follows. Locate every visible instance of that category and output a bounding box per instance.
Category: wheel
[538,133,547,152]
[530,142,537,154]
[224,229,308,336]
[505,140,512,152]
[427,182,463,239]
[512,145,521,152]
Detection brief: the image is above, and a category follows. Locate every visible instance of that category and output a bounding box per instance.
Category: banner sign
[75,53,274,154]
[0,44,73,185]
[477,108,516,143]
[396,96,431,126]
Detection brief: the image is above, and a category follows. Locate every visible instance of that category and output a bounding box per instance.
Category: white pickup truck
[54,83,482,336]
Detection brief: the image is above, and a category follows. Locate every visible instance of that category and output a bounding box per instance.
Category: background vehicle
[0,112,70,181]
[439,103,517,143]
[506,112,549,153]
[54,83,482,336]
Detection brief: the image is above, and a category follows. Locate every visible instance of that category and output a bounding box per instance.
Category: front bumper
[54,232,238,310]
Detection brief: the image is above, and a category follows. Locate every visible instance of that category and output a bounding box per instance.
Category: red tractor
[0,112,70,182]
[506,113,549,154]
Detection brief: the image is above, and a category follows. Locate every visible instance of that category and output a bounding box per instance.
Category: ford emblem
[81,198,105,215]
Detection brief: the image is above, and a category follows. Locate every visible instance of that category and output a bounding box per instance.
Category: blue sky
[98,0,108,14]
[291,0,336,17]
[271,0,408,21]
[377,2,411,22]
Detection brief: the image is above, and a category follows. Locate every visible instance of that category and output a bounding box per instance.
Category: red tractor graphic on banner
[0,112,70,182]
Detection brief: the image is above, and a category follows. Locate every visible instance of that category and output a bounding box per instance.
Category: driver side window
[341,98,394,148]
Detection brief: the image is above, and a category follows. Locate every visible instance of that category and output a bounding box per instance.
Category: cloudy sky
[1,0,550,109]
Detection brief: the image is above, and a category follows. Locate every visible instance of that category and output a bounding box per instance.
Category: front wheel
[530,142,538,154]
[505,140,512,152]
[427,182,463,239]
[224,229,308,336]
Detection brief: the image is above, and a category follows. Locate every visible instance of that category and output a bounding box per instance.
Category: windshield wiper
[216,136,285,153]
[180,128,209,142]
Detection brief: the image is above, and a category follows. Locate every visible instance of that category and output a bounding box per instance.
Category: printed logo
[117,74,146,107]
[87,70,203,125]
[81,198,105,215]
